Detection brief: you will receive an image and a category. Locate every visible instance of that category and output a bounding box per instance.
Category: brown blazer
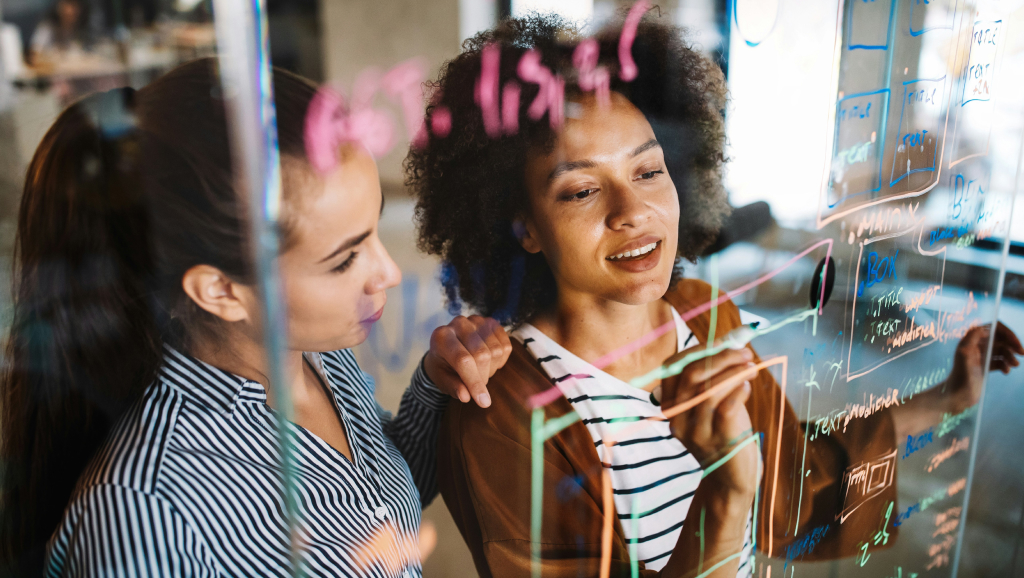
[437,279,897,577]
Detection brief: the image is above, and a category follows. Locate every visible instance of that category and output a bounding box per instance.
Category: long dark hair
[0,58,316,573]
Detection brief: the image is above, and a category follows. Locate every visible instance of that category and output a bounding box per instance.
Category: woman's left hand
[423,315,512,408]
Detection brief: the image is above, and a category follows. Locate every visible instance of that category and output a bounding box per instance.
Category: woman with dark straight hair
[1,58,510,576]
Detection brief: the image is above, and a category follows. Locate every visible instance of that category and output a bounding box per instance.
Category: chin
[309,326,369,353]
[612,274,673,305]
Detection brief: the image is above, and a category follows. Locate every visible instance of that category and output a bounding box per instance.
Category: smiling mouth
[607,241,660,261]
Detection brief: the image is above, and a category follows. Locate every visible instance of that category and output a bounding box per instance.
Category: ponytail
[0,59,317,572]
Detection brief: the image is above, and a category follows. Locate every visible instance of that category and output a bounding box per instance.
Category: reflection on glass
[0,1,1022,577]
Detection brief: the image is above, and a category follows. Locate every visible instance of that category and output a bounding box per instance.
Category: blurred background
[1,0,1023,576]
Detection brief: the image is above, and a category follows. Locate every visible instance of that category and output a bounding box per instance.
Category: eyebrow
[547,138,662,182]
[631,138,662,157]
[548,159,598,181]
[319,230,371,264]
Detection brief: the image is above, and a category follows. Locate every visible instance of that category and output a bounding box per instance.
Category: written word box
[848,222,943,380]
[950,20,1002,167]
[890,76,946,187]
[827,89,890,209]
[960,20,1001,106]
[838,448,897,523]
[909,0,955,37]
[848,0,894,50]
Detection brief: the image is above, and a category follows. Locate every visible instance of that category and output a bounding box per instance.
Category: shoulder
[443,340,552,446]
[75,381,185,497]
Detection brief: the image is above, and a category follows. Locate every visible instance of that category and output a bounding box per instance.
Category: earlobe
[181,265,252,323]
[513,219,542,254]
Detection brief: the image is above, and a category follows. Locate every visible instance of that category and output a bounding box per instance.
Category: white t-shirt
[512,306,758,575]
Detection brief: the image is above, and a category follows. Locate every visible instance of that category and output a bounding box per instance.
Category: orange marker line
[597,356,790,571]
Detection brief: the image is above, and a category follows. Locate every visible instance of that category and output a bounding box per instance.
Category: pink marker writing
[517,49,564,129]
[573,38,610,108]
[475,43,502,138]
[619,0,650,81]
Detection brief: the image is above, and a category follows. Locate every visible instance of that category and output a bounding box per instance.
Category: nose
[367,238,402,295]
[605,180,652,230]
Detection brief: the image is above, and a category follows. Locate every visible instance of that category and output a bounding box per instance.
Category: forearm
[660,477,754,578]
[891,381,972,441]
[381,357,449,506]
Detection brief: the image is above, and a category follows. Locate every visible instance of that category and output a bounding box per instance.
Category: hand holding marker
[651,322,760,405]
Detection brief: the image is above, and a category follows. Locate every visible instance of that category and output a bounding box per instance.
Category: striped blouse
[45,345,448,578]
[512,306,759,576]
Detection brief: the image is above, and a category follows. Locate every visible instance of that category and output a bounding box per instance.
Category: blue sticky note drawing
[890,77,946,187]
[848,0,895,51]
[960,20,1001,106]
[909,0,955,37]
[829,89,890,208]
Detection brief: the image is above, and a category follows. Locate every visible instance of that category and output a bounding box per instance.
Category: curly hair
[406,10,730,326]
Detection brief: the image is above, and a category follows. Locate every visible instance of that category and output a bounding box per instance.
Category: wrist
[702,454,758,502]
[695,474,756,539]
[421,351,440,384]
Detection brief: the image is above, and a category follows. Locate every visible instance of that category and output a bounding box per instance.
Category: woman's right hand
[659,346,759,496]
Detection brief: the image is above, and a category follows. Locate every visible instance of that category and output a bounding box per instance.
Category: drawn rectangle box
[909,0,955,37]
[847,224,943,381]
[890,76,947,187]
[838,448,897,523]
[949,20,1002,168]
[848,0,894,50]
[827,89,889,210]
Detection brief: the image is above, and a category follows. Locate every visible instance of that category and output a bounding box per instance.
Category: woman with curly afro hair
[408,10,904,578]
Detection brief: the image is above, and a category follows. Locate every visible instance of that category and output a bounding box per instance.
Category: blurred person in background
[29,0,93,68]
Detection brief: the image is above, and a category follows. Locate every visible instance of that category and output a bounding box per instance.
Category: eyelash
[331,252,358,274]
[560,169,664,202]
[563,188,597,202]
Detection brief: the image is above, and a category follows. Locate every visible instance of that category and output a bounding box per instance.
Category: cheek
[283,275,362,335]
[544,209,605,256]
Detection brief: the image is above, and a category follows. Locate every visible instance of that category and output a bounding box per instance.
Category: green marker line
[630,308,817,389]
[530,408,544,578]
[700,434,760,479]
[795,372,812,537]
[698,506,706,575]
[706,255,720,373]
[751,436,761,554]
[694,551,744,578]
[542,411,582,439]
[530,408,581,578]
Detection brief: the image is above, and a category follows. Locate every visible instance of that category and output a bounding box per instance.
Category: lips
[605,238,663,273]
[362,305,384,324]
[607,241,659,261]
[606,235,662,260]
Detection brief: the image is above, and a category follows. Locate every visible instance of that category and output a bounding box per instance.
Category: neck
[188,331,314,411]
[531,290,675,384]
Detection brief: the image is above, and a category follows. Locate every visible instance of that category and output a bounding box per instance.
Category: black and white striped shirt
[45,345,448,577]
[512,306,759,575]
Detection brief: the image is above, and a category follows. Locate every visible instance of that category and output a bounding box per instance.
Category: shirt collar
[159,344,268,415]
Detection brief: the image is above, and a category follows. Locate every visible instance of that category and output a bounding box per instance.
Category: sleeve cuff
[410,356,450,412]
